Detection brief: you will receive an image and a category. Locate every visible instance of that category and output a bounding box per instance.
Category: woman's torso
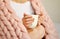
[10,0,34,19]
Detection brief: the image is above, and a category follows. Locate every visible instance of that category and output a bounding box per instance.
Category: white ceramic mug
[28,15,38,28]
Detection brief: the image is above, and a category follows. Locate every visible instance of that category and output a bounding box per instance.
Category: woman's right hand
[22,13,34,28]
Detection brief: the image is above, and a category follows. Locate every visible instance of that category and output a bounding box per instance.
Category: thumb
[24,13,30,16]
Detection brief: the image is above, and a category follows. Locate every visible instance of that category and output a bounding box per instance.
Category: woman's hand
[22,13,34,28]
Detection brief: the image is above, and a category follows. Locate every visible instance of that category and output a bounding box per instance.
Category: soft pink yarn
[0,0,30,39]
[0,0,59,39]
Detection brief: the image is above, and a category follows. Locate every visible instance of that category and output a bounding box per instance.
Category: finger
[24,13,32,17]
[25,21,33,24]
[24,23,31,28]
[24,16,32,19]
[23,19,34,25]
[24,13,29,16]
[24,14,32,19]
[24,17,34,21]
[24,13,31,16]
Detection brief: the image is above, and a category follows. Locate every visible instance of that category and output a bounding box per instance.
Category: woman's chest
[10,1,34,18]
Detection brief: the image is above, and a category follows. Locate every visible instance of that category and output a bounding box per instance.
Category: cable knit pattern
[0,0,31,39]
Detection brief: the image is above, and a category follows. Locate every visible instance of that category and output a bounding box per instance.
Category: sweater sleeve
[39,1,59,39]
